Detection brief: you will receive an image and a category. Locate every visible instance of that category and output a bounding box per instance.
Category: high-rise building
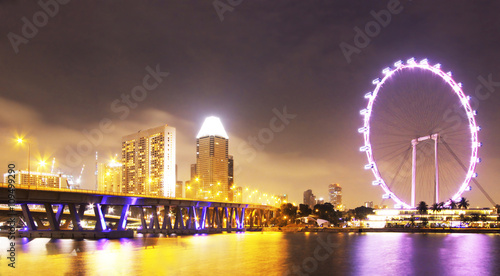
[175,181,183,198]
[121,125,176,197]
[190,164,197,179]
[233,186,243,202]
[97,159,122,193]
[184,164,198,199]
[303,189,316,209]
[196,116,229,201]
[274,194,288,206]
[228,155,234,201]
[329,183,342,210]
[3,171,69,188]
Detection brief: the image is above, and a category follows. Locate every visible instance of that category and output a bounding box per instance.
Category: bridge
[0,183,277,239]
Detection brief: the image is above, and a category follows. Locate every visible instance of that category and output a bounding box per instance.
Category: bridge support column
[150,206,160,231]
[200,207,207,229]
[55,204,65,225]
[44,203,60,231]
[139,207,147,230]
[68,203,82,231]
[94,203,107,231]
[241,208,246,229]
[21,204,37,230]
[162,206,172,230]
[186,206,194,230]
[174,207,184,230]
[117,204,129,231]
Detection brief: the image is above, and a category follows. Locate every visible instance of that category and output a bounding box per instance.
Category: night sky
[2,0,500,208]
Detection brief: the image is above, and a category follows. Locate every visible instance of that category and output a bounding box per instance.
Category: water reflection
[1,232,499,275]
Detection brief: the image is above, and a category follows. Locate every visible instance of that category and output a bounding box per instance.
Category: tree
[354,206,374,220]
[417,201,428,215]
[459,214,468,227]
[409,215,415,228]
[458,197,470,210]
[431,203,440,214]
[449,199,457,209]
[480,214,488,226]
[471,213,480,222]
[298,204,312,217]
[495,204,500,214]
[438,202,445,209]
[421,217,429,228]
[280,203,297,220]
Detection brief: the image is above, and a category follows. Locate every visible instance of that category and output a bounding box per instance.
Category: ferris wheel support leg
[433,134,439,204]
[411,139,417,208]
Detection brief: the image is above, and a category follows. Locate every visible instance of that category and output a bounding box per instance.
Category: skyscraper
[175,181,183,198]
[228,155,234,201]
[121,124,176,197]
[329,183,342,210]
[303,189,316,209]
[97,159,122,193]
[196,116,229,201]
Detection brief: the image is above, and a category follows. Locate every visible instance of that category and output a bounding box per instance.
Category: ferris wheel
[359,58,481,208]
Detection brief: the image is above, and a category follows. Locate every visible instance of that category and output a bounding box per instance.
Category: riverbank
[262,226,500,234]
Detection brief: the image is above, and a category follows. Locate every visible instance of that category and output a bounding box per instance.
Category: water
[1,232,500,275]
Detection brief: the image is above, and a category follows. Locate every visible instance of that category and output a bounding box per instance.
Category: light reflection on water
[1,232,499,275]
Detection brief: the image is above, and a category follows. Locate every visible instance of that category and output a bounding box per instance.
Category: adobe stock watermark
[213,0,244,22]
[63,64,169,168]
[6,163,17,268]
[339,0,406,64]
[443,73,500,131]
[415,73,499,163]
[7,0,71,54]
[284,234,339,276]
[233,106,296,175]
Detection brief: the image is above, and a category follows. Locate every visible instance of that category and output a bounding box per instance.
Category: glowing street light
[17,137,31,189]
[38,160,47,172]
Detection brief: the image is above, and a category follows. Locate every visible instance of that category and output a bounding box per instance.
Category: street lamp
[17,138,31,189]
[38,160,47,172]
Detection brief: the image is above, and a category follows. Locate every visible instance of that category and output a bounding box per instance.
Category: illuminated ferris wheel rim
[359,58,480,209]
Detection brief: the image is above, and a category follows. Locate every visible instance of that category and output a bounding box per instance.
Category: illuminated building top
[196,116,228,139]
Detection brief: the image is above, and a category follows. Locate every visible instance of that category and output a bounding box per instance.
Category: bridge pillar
[55,204,65,225]
[174,207,184,230]
[237,208,245,229]
[186,206,194,230]
[150,205,160,230]
[200,207,207,229]
[44,203,60,231]
[223,207,229,230]
[68,203,83,231]
[117,204,130,231]
[94,203,107,231]
[21,204,37,230]
[162,206,172,230]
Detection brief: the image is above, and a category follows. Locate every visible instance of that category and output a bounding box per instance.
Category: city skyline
[2,1,500,208]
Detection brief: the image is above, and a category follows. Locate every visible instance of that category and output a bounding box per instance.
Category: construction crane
[50,157,56,174]
[77,164,85,185]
